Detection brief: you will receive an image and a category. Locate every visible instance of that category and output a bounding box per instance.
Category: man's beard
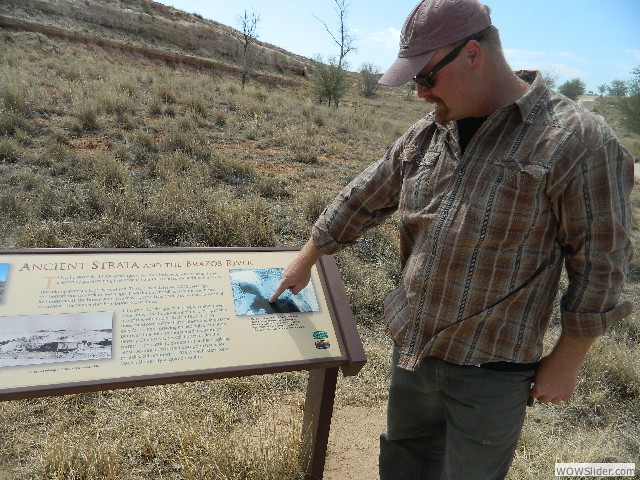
[429,98,449,124]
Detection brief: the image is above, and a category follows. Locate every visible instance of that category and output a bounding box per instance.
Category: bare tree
[540,67,558,90]
[312,0,356,107]
[237,9,260,90]
[314,0,356,70]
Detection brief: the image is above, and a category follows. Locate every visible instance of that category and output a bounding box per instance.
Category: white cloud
[545,64,589,81]
[504,48,546,70]
[504,49,588,80]
[505,49,587,67]
[608,62,635,80]
[364,27,400,49]
[626,49,640,63]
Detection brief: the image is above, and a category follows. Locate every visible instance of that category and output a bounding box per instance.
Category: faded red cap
[379,0,491,87]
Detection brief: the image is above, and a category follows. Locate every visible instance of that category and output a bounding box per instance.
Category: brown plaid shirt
[312,71,634,371]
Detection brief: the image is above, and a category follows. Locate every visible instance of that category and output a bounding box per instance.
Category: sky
[160,1,639,92]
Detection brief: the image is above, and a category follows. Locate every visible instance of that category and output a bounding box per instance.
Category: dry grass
[0,29,638,480]
[0,377,309,479]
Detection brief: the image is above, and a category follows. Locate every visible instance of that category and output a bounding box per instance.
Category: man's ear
[465,40,483,71]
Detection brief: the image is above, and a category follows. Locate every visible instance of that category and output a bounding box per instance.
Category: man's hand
[530,333,597,405]
[530,355,579,404]
[269,240,324,303]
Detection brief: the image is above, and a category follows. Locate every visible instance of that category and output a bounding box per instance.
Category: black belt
[477,361,538,372]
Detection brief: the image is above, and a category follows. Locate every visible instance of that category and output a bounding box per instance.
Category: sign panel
[0,249,351,399]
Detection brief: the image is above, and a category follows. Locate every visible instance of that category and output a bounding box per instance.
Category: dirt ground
[323,403,387,480]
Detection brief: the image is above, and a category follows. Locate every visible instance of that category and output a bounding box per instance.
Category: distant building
[53,342,78,352]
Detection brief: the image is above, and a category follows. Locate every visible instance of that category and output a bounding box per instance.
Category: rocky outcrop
[0,0,307,77]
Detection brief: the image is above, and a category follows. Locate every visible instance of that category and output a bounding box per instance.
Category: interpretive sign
[0,248,365,402]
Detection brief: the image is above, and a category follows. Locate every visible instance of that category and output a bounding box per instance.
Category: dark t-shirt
[457,116,488,154]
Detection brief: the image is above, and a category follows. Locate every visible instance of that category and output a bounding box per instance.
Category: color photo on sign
[229,268,320,316]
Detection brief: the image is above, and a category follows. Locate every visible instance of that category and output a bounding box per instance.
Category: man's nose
[416,84,433,99]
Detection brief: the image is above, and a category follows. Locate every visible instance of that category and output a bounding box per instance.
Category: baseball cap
[379,0,492,87]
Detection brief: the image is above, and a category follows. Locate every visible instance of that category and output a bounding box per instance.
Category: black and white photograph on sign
[0,263,8,304]
[0,311,113,367]
[230,268,320,316]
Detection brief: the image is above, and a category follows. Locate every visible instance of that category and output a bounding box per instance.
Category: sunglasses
[413,34,483,89]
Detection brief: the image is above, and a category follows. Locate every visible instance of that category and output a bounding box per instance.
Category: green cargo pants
[379,350,535,480]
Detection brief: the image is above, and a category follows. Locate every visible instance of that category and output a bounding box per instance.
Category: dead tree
[237,9,260,90]
[313,0,356,107]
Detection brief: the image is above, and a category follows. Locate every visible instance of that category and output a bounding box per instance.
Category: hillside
[0,0,307,81]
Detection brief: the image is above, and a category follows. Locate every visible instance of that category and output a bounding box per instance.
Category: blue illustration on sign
[229,268,320,316]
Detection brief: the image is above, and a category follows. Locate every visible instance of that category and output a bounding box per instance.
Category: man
[270,0,634,478]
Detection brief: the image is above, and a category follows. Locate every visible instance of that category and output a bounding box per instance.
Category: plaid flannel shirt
[312,71,634,371]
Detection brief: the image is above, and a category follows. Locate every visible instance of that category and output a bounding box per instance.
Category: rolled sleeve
[557,139,635,336]
[561,299,634,337]
[311,218,353,255]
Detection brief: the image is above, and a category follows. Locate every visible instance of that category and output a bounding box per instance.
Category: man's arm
[530,333,597,405]
[269,239,324,303]
[533,140,633,405]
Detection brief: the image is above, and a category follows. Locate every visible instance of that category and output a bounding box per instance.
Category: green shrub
[129,131,158,165]
[558,78,586,100]
[74,103,99,131]
[98,87,136,115]
[0,138,20,163]
[0,84,28,115]
[620,95,640,134]
[148,100,163,116]
[254,176,291,199]
[12,221,64,248]
[213,109,228,127]
[69,154,129,193]
[182,93,208,117]
[302,190,333,225]
[0,110,30,135]
[0,189,30,219]
[209,155,256,185]
[195,193,276,247]
[163,128,211,161]
[157,83,177,104]
[153,151,194,178]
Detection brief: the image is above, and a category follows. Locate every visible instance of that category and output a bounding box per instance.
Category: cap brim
[378,50,435,87]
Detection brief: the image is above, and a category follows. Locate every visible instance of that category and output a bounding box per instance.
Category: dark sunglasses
[413,34,483,89]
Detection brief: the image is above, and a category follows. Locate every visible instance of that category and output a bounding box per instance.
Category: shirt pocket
[478,157,550,239]
[400,144,437,170]
[490,157,549,199]
[399,144,444,213]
